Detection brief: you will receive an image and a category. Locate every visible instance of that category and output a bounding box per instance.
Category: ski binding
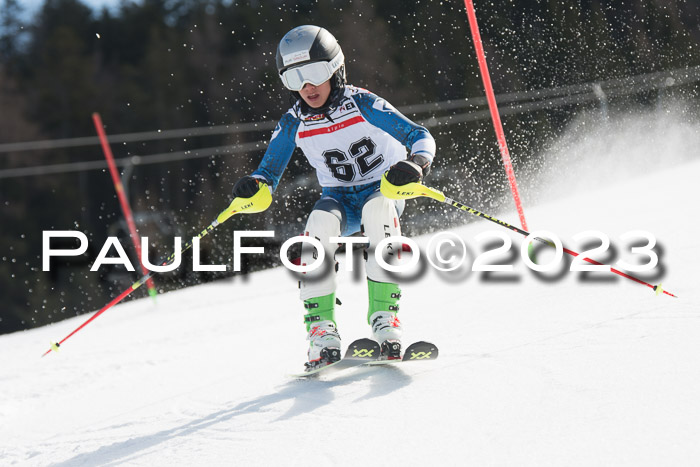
[291,338,380,378]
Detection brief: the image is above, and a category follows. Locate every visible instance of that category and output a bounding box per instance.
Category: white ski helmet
[276,25,346,108]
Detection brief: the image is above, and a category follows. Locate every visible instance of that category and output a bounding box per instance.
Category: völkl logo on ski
[408,351,432,360]
[352,348,375,358]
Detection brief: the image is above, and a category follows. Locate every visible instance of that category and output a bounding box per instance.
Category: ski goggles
[280,51,344,91]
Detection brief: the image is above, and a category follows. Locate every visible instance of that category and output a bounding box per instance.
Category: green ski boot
[367,280,402,359]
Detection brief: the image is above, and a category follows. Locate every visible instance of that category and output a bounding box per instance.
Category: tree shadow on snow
[51,366,412,467]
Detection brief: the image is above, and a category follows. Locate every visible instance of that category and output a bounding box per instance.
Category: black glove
[385,154,431,186]
[232,175,264,198]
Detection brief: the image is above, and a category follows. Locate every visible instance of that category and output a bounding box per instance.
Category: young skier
[231,25,436,369]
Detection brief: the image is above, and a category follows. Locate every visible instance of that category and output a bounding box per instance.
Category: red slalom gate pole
[92,112,157,300]
[463,0,529,232]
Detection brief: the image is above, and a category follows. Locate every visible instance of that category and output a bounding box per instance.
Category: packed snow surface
[2,113,699,466]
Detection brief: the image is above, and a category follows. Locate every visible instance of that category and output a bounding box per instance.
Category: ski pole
[380,175,677,298]
[42,185,273,357]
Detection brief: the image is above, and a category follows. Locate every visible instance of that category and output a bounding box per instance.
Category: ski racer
[231,25,436,370]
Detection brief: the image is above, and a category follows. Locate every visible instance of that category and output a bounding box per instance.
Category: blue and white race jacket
[252,85,435,190]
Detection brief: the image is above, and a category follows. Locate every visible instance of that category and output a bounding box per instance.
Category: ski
[291,338,380,378]
[365,341,439,365]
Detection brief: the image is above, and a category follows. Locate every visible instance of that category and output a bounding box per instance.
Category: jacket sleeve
[251,112,300,192]
[353,91,436,162]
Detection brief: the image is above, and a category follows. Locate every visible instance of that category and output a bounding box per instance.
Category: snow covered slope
[2,115,699,466]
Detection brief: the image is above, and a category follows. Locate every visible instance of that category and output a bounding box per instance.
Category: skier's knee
[361,195,403,282]
[299,209,341,300]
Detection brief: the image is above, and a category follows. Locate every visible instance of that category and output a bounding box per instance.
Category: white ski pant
[299,194,402,301]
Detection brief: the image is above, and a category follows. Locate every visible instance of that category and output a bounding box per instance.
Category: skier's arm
[250,112,301,192]
[354,91,435,186]
[352,92,436,164]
